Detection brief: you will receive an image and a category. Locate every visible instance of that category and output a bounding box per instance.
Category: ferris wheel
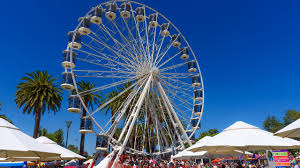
[61,0,204,165]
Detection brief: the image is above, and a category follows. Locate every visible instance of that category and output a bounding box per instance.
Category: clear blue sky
[1,0,300,155]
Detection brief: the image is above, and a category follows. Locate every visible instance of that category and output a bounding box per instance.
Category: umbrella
[188,121,300,153]
[36,136,85,160]
[275,118,300,138]
[0,118,60,159]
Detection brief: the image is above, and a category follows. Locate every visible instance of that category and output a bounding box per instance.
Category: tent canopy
[188,121,300,152]
[275,118,300,138]
[36,136,85,160]
[0,118,60,159]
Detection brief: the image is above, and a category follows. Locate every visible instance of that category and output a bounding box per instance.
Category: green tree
[76,81,101,160]
[0,114,13,124]
[53,129,64,145]
[263,116,284,133]
[15,71,63,138]
[283,110,300,125]
[38,128,48,136]
[68,144,79,153]
[38,127,64,145]
[0,102,13,123]
[196,128,219,141]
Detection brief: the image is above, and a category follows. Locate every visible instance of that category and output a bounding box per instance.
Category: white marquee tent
[0,118,60,160]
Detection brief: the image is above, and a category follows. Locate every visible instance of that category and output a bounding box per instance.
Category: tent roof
[0,118,60,159]
[188,121,300,152]
[275,118,300,138]
[224,121,258,131]
[36,136,85,160]
[0,118,18,130]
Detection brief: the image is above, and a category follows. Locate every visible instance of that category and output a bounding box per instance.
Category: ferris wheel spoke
[78,76,137,96]
[160,75,194,89]
[160,81,193,108]
[95,24,139,63]
[160,62,186,72]
[143,16,151,62]
[153,35,166,66]
[129,5,148,60]
[154,38,177,67]
[159,78,193,96]
[76,74,134,78]
[122,15,145,64]
[161,72,193,78]
[84,34,137,67]
[109,21,143,66]
[76,57,130,74]
[72,69,135,75]
[156,51,181,69]
[78,44,136,71]
[83,37,137,70]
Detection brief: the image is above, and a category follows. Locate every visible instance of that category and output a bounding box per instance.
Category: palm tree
[0,102,13,123]
[76,81,101,161]
[15,70,62,138]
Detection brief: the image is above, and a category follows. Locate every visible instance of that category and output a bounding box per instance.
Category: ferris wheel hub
[152,67,159,75]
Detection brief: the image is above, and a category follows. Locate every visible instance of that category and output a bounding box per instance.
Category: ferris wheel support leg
[157,81,192,147]
[111,75,153,168]
[160,91,185,148]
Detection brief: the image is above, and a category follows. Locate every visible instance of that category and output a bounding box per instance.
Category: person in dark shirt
[236,162,244,168]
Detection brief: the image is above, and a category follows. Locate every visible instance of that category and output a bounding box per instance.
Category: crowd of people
[117,156,267,168]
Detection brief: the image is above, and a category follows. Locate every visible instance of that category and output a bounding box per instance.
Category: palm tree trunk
[79,109,86,165]
[33,108,41,138]
[79,100,88,165]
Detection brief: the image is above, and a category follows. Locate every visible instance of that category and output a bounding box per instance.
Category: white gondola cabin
[62,50,77,68]
[78,17,91,35]
[149,14,158,28]
[120,3,131,19]
[172,34,181,47]
[192,75,201,87]
[61,72,74,90]
[194,90,203,101]
[68,95,81,113]
[193,104,202,116]
[96,134,108,151]
[135,7,145,22]
[187,130,195,141]
[187,60,196,73]
[105,3,117,20]
[161,23,170,37]
[68,31,82,50]
[91,7,103,24]
[191,118,200,129]
[180,47,189,60]
[80,118,93,134]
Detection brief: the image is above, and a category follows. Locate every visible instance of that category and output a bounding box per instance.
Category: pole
[65,121,72,147]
